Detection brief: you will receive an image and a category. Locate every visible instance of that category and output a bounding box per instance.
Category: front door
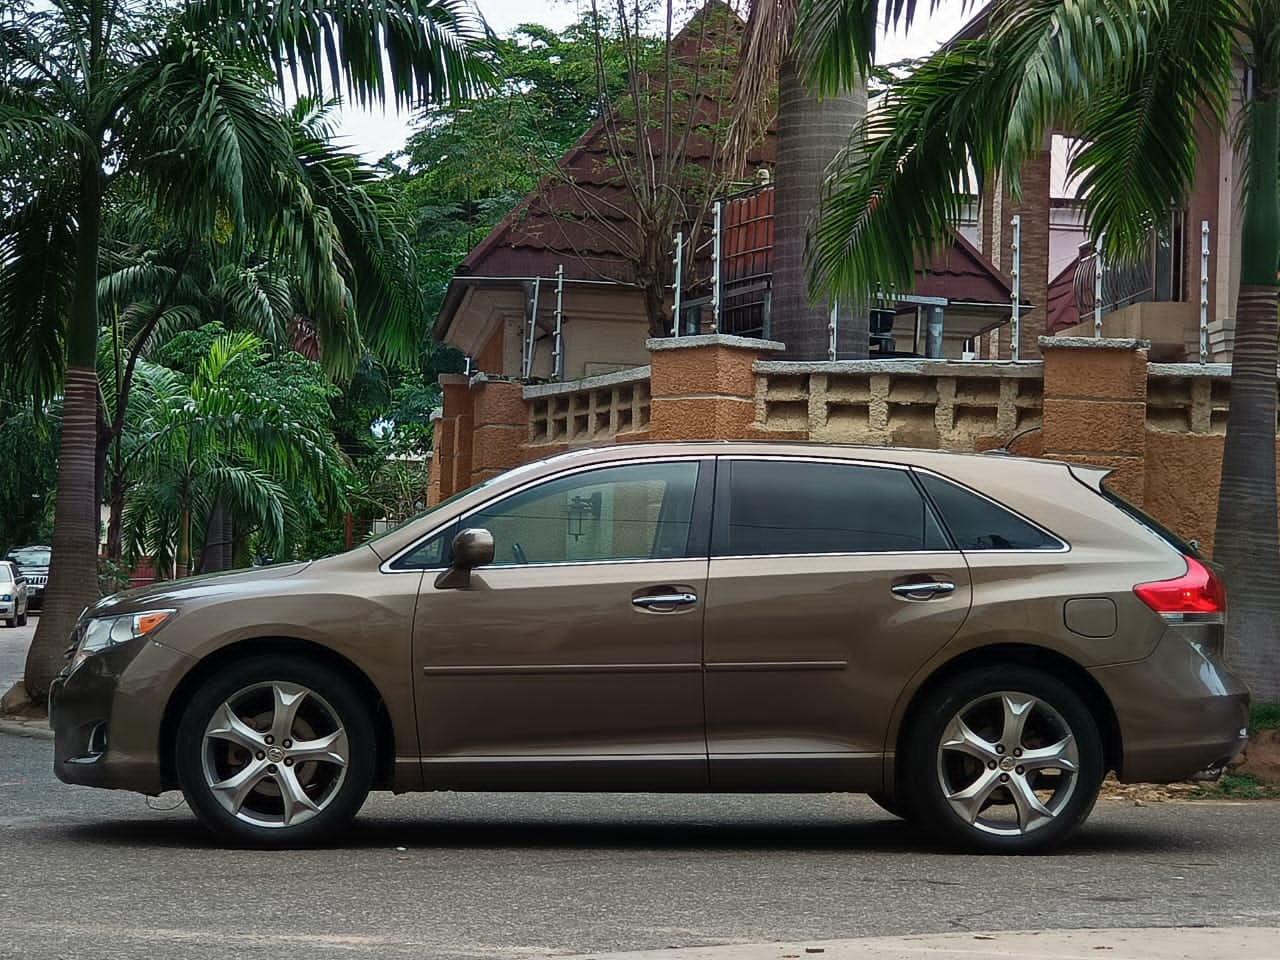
[703,457,972,790]
[410,458,713,791]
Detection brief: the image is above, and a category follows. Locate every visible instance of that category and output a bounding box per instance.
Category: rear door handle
[632,592,698,610]
[891,580,956,600]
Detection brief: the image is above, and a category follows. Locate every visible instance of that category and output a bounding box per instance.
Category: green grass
[1249,702,1280,732]
[1191,773,1280,801]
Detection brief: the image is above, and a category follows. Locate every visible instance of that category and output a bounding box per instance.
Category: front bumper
[50,636,196,795]
[1092,628,1249,783]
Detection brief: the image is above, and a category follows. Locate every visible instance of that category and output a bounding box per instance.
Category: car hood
[89,560,315,616]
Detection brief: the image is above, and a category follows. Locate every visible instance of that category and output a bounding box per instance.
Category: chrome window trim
[709,549,961,561]
[910,465,1071,554]
[379,454,708,574]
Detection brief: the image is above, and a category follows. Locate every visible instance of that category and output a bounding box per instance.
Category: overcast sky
[333,0,977,161]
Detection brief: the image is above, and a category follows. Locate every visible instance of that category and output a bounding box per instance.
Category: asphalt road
[0,614,34,697]
[1,728,1278,960]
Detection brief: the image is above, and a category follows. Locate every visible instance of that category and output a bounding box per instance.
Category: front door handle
[891,580,956,600]
[632,592,698,610]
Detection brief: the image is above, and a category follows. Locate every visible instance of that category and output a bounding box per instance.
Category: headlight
[71,610,175,669]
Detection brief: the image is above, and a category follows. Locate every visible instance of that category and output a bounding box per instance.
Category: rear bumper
[1091,630,1249,783]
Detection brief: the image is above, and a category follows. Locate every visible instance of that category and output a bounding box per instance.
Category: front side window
[716,459,949,557]
[464,461,700,566]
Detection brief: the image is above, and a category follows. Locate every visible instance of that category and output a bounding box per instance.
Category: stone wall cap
[523,365,652,399]
[647,334,786,352]
[755,359,1044,377]
[1038,335,1151,351]
[1148,362,1235,378]
[438,373,470,385]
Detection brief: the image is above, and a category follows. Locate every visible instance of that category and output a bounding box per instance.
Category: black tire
[903,666,1104,854]
[175,654,375,848]
[16,610,27,627]
[866,790,911,820]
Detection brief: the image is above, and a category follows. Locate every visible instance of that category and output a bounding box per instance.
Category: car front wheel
[175,655,375,848]
[904,666,1104,854]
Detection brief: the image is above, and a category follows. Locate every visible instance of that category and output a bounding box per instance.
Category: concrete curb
[554,927,1280,960]
[0,716,52,740]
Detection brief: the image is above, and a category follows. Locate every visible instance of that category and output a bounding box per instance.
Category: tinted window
[717,460,949,556]
[918,473,1061,550]
[467,461,699,565]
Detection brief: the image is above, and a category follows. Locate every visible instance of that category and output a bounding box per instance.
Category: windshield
[7,548,49,567]
[361,478,499,551]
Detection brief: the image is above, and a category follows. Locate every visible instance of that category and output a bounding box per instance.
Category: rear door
[702,456,972,790]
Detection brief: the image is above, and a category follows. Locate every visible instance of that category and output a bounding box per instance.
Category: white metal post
[1200,220,1210,364]
[1010,215,1021,361]
[552,264,565,381]
[828,299,838,361]
[522,276,541,380]
[711,201,722,332]
[1094,234,1105,337]
[671,231,684,336]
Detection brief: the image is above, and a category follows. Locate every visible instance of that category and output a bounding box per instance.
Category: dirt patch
[1097,775,1204,804]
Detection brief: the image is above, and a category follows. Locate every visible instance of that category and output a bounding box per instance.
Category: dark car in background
[49,443,1249,853]
[6,545,50,610]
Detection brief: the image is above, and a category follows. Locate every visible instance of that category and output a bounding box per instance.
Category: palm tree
[729,1,952,358]
[802,0,1280,701]
[93,97,426,565]
[0,0,490,701]
[117,332,352,577]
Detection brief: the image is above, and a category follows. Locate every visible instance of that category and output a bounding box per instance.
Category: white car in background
[0,559,30,627]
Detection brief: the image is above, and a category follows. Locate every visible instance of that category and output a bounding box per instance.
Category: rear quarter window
[917,472,1063,551]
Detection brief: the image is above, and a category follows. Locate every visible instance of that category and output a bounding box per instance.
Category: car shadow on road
[62,809,1192,857]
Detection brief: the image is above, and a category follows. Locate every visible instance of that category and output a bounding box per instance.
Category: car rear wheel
[904,666,1104,854]
[175,655,375,848]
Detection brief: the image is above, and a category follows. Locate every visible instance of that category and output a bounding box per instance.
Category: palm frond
[1067,0,1234,257]
[183,0,496,111]
[811,41,1002,301]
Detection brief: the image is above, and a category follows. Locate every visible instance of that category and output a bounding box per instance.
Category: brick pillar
[646,334,784,440]
[435,373,473,500]
[990,149,1051,361]
[469,378,528,485]
[1039,336,1149,503]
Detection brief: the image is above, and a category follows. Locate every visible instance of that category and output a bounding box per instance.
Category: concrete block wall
[424,332,1280,560]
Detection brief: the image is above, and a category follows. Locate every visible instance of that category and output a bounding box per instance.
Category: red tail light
[1134,556,1226,616]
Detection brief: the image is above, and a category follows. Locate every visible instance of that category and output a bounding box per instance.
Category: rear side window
[918,473,1063,551]
[715,459,950,556]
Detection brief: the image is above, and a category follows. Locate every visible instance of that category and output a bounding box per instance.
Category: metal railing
[1074,210,1186,326]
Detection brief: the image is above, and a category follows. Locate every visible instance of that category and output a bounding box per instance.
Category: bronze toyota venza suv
[50,443,1249,852]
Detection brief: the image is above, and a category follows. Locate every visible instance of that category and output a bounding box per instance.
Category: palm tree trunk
[771,56,867,359]
[1214,94,1280,703]
[24,167,104,702]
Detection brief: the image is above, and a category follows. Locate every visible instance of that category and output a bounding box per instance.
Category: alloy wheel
[199,680,350,829]
[934,690,1080,837]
